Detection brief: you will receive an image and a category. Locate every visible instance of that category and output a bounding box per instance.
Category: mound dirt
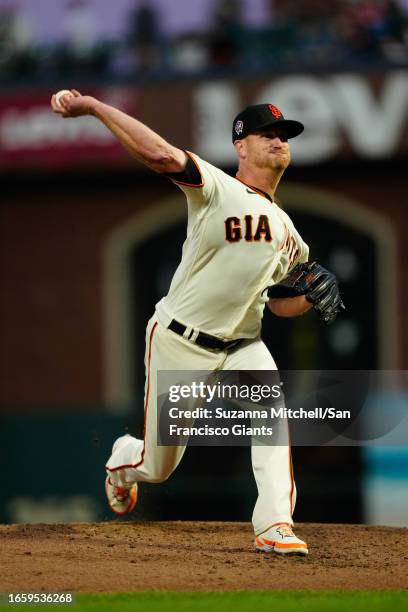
[1,522,407,592]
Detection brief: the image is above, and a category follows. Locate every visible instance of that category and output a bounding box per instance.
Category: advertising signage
[0,71,407,172]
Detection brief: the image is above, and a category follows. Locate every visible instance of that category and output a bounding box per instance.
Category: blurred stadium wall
[0,0,407,526]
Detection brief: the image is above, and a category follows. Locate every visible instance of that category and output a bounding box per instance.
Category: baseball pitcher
[51,91,344,555]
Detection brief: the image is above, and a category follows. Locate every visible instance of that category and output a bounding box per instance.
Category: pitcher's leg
[105,434,143,486]
[106,318,187,485]
[224,339,296,535]
[251,443,296,535]
[106,316,223,485]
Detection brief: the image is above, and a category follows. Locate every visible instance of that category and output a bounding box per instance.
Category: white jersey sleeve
[166,151,226,215]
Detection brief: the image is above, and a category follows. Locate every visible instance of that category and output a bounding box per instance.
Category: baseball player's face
[238,127,291,172]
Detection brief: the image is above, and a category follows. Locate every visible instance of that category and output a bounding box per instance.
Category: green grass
[1,591,408,612]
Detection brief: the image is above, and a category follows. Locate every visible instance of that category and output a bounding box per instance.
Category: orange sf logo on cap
[268,104,282,119]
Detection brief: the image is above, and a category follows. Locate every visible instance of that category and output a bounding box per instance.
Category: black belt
[168,319,243,351]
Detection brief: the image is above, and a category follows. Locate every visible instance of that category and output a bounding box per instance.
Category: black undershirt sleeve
[164,154,203,187]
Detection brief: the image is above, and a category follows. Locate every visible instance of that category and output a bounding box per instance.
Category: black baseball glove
[267,261,345,326]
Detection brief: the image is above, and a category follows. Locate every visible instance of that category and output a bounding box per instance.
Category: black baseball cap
[232,104,304,142]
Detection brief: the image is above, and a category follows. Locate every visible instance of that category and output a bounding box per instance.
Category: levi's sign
[193,71,408,165]
[0,72,407,171]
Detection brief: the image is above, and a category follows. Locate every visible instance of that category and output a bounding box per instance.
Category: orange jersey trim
[288,430,295,516]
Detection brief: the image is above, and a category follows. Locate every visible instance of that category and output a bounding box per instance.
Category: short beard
[271,158,290,171]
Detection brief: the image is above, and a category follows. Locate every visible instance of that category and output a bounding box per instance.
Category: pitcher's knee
[149,466,174,483]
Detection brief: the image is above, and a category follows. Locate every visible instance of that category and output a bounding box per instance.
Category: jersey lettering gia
[155,152,309,341]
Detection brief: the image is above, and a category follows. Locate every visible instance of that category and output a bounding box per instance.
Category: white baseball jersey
[106,150,309,537]
[156,152,309,340]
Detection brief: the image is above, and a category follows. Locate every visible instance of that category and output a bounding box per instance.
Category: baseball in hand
[55,89,74,108]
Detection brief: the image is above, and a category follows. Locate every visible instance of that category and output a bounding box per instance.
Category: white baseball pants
[106,314,296,535]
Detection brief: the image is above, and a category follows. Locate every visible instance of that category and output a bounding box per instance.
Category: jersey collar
[235,177,273,203]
